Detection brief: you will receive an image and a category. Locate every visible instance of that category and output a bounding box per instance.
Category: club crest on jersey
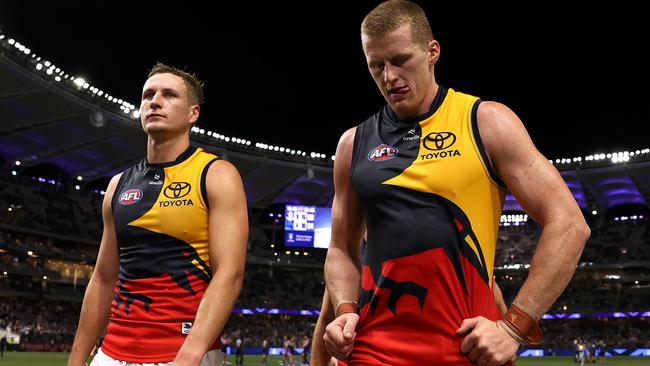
[368,144,398,162]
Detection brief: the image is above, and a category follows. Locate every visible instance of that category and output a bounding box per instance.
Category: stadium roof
[0,47,334,209]
[1,2,648,157]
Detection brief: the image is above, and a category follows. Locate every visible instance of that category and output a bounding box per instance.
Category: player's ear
[188,105,200,125]
[428,40,440,66]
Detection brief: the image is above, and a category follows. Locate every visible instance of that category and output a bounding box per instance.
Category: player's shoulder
[203,159,245,206]
[206,159,240,180]
[109,172,124,185]
[338,126,357,147]
[104,172,124,199]
[476,101,523,130]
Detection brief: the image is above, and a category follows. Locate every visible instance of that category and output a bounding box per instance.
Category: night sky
[1,1,647,158]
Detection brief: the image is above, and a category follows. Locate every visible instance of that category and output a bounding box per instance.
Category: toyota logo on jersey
[423,132,456,151]
[163,182,191,199]
[118,188,143,205]
[368,144,399,162]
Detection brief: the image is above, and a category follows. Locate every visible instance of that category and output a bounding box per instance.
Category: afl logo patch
[118,188,143,205]
[368,144,398,162]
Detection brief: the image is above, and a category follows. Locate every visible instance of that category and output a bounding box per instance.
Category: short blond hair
[148,63,204,105]
[361,0,433,49]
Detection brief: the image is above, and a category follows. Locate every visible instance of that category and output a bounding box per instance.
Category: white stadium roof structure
[1,31,649,217]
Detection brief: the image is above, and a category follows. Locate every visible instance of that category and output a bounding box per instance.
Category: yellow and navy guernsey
[101,146,220,363]
[350,87,510,365]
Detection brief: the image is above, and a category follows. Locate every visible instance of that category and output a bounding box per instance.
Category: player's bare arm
[458,101,590,366]
[311,289,336,366]
[68,173,122,366]
[323,127,365,360]
[480,101,590,315]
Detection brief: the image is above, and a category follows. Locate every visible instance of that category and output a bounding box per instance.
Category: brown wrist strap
[497,320,526,344]
[502,303,543,346]
[335,301,358,317]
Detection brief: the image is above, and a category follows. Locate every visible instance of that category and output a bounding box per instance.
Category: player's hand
[457,316,519,366]
[323,312,359,360]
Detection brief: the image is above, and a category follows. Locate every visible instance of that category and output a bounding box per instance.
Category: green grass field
[0,353,649,366]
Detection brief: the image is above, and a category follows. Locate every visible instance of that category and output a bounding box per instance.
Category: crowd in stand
[543,317,650,350]
[497,270,650,313]
[0,173,102,240]
[582,216,650,263]
[1,228,649,352]
[495,216,650,265]
[224,314,315,351]
[1,168,650,353]
[2,296,649,353]
[236,266,324,310]
[0,299,77,352]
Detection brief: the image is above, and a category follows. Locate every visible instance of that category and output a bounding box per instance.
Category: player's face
[140,73,199,137]
[362,23,439,119]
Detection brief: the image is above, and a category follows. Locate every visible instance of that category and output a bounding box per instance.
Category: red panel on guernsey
[349,248,510,366]
[101,273,220,363]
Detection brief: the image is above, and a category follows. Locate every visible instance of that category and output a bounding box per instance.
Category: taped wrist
[500,303,543,345]
[335,301,359,317]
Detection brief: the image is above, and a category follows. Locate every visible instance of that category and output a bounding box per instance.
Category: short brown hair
[361,0,433,49]
[148,63,204,105]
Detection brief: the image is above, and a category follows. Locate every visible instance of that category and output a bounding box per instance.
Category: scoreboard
[284,204,331,248]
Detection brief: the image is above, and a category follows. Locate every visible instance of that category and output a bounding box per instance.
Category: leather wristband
[335,301,359,317]
[502,303,543,345]
[497,320,526,344]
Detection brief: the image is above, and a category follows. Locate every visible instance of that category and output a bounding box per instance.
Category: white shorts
[90,347,224,366]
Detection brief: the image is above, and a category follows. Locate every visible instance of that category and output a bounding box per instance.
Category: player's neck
[418,82,439,115]
[146,135,190,164]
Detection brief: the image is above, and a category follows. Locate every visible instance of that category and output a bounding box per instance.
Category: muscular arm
[324,127,365,311]
[323,128,365,360]
[479,101,591,317]
[174,160,248,365]
[457,103,589,364]
[68,174,122,366]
